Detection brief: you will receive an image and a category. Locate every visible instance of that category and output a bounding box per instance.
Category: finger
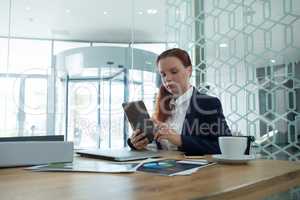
[131,130,144,143]
[154,133,158,140]
[157,136,162,143]
[132,129,142,137]
[132,132,146,144]
[135,138,149,149]
[151,118,159,125]
[152,118,164,128]
[155,134,163,142]
[159,134,168,139]
[156,132,169,141]
[154,130,162,140]
[156,127,168,135]
[136,140,148,149]
[156,121,168,130]
[156,136,165,143]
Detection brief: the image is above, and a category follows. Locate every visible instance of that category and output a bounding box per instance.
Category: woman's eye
[171,70,177,74]
[160,72,166,77]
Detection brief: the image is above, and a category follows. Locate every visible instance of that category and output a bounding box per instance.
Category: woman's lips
[166,85,173,90]
[166,84,176,89]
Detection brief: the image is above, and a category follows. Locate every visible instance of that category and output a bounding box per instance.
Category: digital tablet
[122,101,156,143]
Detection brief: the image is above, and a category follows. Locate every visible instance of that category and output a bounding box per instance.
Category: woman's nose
[165,74,172,82]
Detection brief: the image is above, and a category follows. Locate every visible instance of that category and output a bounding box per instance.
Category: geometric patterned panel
[166,0,300,161]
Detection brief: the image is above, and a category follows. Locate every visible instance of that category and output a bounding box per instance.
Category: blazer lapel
[181,87,198,136]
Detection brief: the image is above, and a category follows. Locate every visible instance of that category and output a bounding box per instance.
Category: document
[26,160,139,173]
[137,159,215,176]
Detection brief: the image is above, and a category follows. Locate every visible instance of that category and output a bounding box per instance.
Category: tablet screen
[122,101,156,142]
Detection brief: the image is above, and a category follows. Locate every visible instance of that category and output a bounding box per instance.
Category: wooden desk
[0,152,300,200]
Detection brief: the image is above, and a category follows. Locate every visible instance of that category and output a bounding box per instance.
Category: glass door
[67,81,99,149]
[65,68,127,149]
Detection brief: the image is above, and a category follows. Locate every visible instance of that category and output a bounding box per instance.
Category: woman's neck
[174,84,192,97]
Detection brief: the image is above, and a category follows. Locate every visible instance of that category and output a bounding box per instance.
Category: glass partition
[0,0,166,148]
[166,0,300,161]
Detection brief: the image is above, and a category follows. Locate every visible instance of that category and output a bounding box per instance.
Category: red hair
[154,48,192,122]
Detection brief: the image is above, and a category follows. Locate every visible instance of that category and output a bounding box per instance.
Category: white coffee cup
[218,136,247,158]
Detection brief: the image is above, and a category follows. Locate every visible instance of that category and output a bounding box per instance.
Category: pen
[183,155,206,159]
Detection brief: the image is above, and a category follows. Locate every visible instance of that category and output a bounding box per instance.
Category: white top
[160,86,194,150]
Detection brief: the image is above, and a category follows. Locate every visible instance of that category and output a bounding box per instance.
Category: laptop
[76,149,161,162]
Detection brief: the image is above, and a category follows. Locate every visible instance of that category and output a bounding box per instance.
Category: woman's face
[158,56,192,95]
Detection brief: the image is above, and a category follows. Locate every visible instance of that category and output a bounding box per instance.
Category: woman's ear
[186,66,192,77]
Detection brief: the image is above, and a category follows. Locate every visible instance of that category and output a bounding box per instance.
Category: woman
[128,48,231,155]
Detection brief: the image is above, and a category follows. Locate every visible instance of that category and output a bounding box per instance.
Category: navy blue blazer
[177,87,231,155]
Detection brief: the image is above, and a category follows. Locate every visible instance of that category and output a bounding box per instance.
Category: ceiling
[0,0,167,43]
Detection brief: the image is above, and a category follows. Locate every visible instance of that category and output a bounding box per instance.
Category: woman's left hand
[152,119,182,147]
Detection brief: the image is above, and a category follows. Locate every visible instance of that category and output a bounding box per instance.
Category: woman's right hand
[130,129,149,150]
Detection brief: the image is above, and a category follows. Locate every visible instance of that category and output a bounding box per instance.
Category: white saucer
[212,154,255,164]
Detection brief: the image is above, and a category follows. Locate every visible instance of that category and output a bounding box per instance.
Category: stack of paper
[27,160,139,173]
